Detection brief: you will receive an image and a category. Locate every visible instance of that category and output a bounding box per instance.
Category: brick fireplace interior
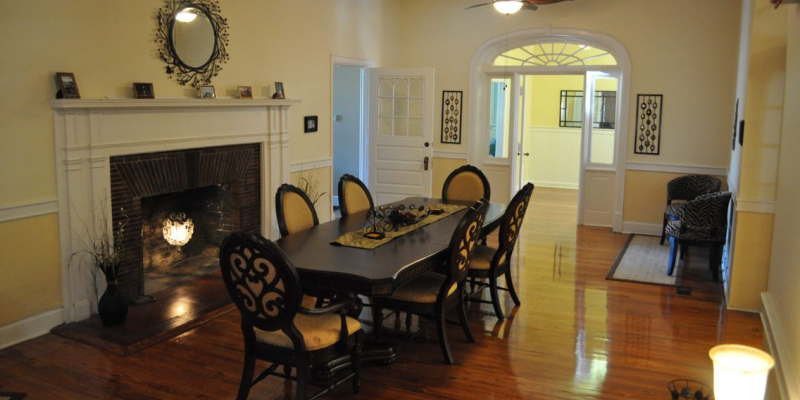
[110,143,261,301]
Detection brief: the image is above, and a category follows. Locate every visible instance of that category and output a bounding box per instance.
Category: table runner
[330,203,466,249]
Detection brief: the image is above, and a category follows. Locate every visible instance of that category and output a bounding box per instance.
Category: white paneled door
[368,68,434,205]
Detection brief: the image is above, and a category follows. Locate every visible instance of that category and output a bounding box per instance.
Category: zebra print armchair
[660,175,722,244]
[664,191,731,282]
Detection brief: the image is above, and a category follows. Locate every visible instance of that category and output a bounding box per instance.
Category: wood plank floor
[0,187,763,399]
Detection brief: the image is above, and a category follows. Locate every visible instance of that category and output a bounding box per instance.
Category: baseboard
[621,221,662,236]
[533,181,578,190]
[0,308,64,350]
[762,293,800,400]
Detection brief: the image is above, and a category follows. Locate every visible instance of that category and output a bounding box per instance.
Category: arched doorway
[468,28,631,231]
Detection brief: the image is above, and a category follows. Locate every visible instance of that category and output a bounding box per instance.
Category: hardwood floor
[0,187,763,399]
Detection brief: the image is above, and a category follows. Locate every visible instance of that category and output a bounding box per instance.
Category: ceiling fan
[466,0,573,15]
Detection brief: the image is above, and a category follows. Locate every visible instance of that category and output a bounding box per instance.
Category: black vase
[98,270,128,326]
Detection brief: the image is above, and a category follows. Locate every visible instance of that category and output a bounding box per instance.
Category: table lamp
[709,344,774,400]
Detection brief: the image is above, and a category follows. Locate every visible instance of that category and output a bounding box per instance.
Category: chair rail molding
[290,158,332,173]
[0,199,58,223]
[625,163,728,177]
[433,149,468,160]
[50,98,299,324]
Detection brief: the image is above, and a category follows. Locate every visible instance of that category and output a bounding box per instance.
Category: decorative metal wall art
[634,94,663,155]
[441,91,463,144]
[156,0,229,88]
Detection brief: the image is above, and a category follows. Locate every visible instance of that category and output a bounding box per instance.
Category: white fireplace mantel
[50,98,299,323]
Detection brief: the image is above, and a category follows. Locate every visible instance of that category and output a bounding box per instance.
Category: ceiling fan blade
[465,2,493,9]
[522,4,539,10]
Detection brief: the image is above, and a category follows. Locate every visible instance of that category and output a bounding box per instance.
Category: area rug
[606,235,708,288]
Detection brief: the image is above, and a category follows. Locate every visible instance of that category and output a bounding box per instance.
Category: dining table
[273,196,506,379]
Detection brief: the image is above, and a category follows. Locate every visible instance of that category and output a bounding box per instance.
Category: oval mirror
[171,8,215,69]
[156,0,229,88]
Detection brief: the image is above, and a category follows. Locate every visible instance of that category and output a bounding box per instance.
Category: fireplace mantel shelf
[49,98,301,110]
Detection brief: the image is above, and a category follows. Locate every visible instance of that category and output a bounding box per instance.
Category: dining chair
[660,175,722,244]
[338,174,374,217]
[276,183,319,237]
[219,231,363,400]
[372,199,488,365]
[467,182,534,320]
[664,191,731,282]
[275,183,331,307]
[441,165,491,203]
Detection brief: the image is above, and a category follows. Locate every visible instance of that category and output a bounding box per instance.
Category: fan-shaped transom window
[493,42,617,67]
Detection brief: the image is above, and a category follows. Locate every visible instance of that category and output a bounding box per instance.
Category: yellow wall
[728,212,774,311]
[765,3,800,392]
[432,158,467,199]
[0,215,62,326]
[623,170,728,224]
[525,75,583,128]
[0,0,395,327]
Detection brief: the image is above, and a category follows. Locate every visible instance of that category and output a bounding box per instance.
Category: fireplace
[51,98,297,323]
[109,144,260,300]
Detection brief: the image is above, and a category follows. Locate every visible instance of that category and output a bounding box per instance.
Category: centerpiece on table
[363,204,434,239]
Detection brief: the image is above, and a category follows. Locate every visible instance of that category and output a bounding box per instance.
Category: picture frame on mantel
[199,85,216,99]
[272,82,285,99]
[238,85,253,99]
[55,72,81,99]
[133,83,155,99]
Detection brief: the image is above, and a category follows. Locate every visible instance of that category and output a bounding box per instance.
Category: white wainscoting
[0,199,58,223]
[0,308,63,350]
[290,158,332,173]
[524,127,614,189]
[762,293,800,400]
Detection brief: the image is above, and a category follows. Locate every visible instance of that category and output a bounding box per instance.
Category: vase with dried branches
[295,170,326,205]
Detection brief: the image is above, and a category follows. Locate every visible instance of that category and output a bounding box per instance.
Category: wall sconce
[493,0,524,14]
[709,344,775,400]
[162,212,194,247]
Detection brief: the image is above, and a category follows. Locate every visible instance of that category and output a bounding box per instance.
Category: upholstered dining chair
[219,231,363,400]
[442,165,491,203]
[276,183,319,237]
[664,191,732,282]
[467,182,534,320]
[338,174,374,217]
[660,174,722,245]
[372,200,488,365]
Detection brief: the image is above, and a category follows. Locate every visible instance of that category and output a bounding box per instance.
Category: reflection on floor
[3,187,764,400]
[145,254,219,295]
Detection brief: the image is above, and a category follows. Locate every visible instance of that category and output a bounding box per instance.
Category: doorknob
[424,156,429,171]
[524,152,530,156]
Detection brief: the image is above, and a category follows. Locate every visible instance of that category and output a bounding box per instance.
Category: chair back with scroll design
[444,199,488,288]
[276,183,319,237]
[338,174,374,217]
[493,182,534,270]
[442,165,491,203]
[219,231,303,336]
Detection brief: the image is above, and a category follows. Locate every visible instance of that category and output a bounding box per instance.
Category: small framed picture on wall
[55,72,81,99]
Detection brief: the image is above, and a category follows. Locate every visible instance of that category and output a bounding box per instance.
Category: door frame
[330,55,375,209]
[468,28,632,232]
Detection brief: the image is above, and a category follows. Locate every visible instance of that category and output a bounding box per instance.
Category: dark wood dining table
[274,197,505,298]
[273,197,505,378]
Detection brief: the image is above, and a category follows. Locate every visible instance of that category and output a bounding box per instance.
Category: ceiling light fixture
[493,0,524,14]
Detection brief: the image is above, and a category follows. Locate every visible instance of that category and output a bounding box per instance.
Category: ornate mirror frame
[156,0,229,88]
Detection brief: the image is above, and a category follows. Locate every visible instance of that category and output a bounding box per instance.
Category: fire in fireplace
[110,144,261,301]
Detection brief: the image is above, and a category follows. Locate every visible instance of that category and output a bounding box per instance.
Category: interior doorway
[331,58,372,207]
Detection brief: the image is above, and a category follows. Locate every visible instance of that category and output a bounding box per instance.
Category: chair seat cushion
[665,220,726,242]
[469,245,506,271]
[389,271,457,303]
[255,313,361,351]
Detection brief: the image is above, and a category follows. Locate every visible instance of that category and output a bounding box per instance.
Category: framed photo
[199,85,216,99]
[273,82,285,99]
[55,72,81,99]
[304,116,318,133]
[238,85,253,99]
[133,82,155,99]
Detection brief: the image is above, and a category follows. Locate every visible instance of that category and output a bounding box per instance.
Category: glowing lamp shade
[162,212,194,247]
[709,344,774,400]
[493,0,524,14]
[175,8,198,22]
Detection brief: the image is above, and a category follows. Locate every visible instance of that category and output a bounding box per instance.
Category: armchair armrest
[299,297,359,346]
